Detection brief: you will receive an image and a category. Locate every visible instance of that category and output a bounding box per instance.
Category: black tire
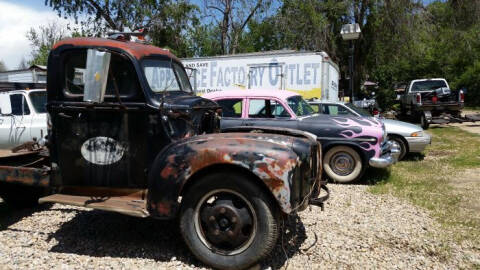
[388,135,407,161]
[323,146,364,183]
[179,172,279,270]
[0,183,45,208]
[420,113,429,129]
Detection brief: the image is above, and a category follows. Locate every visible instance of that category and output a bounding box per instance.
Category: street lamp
[341,23,361,103]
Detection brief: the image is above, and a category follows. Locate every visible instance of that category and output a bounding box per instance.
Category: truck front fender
[147,133,306,219]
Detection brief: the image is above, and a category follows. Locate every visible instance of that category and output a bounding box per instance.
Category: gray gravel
[0,185,478,269]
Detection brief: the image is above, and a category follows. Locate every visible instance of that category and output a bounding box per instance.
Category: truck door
[0,93,34,148]
[27,91,47,142]
[50,49,148,189]
[248,64,284,90]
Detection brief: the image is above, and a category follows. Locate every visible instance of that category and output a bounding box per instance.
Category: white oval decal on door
[81,137,126,165]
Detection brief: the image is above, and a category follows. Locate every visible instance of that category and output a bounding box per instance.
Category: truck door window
[216,99,243,118]
[63,49,140,99]
[29,92,47,113]
[9,94,30,116]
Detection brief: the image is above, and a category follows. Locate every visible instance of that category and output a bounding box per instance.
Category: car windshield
[345,103,370,116]
[287,95,315,117]
[143,59,192,93]
[29,91,47,113]
[411,80,447,92]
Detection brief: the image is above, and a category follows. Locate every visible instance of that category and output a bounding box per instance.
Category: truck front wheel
[0,183,45,208]
[323,146,364,183]
[179,172,279,269]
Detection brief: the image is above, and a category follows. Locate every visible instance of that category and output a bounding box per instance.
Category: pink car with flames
[204,90,400,183]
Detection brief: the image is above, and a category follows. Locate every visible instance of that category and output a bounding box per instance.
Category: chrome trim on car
[369,141,401,168]
[316,137,377,142]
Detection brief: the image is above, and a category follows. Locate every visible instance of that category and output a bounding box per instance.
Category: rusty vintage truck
[0,36,328,269]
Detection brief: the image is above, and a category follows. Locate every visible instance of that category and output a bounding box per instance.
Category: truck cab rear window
[63,50,140,99]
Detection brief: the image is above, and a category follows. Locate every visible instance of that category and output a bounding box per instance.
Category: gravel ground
[0,184,478,269]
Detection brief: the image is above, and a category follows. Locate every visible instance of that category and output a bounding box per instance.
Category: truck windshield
[411,80,447,92]
[287,96,315,117]
[345,103,371,116]
[143,60,192,93]
[29,91,47,113]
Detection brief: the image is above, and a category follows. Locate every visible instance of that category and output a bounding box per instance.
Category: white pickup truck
[0,89,47,148]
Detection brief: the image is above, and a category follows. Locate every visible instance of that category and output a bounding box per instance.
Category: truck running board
[39,194,149,218]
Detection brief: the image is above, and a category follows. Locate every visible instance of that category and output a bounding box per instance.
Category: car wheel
[179,172,279,270]
[388,136,407,160]
[420,113,429,129]
[323,146,364,183]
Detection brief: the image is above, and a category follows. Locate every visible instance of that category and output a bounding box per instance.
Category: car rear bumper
[406,134,431,152]
[369,141,401,168]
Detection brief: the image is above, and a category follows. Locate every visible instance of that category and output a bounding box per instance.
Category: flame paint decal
[331,117,382,157]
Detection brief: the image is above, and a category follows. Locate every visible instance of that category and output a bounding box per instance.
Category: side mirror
[83,49,111,103]
[0,94,12,115]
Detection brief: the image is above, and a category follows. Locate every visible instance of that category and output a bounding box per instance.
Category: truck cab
[0,89,47,148]
[0,37,327,269]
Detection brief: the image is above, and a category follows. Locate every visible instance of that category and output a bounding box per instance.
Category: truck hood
[160,93,219,110]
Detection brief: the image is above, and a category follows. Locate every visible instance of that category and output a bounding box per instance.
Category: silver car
[308,100,431,160]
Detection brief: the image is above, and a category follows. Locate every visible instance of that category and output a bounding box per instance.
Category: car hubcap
[330,152,355,176]
[194,189,257,255]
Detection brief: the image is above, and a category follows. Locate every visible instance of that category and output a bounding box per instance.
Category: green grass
[369,127,480,245]
[465,106,480,112]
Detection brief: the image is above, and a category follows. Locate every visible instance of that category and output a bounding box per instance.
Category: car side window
[323,105,352,116]
[249,99,289,118]
[310,104,320,113]
[216,99,243,118]
[10,94,30,116]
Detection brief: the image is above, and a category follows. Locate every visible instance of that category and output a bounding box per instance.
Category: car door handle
[244,123,253,126]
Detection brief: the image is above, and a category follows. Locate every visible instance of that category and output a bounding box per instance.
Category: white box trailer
[182,50,340,101]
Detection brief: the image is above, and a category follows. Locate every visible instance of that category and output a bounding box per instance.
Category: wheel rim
[391,139,405,159]
[194,189,257,256]
[329,151,355,176]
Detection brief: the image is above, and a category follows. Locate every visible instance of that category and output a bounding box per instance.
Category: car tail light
[373,109,379,116]
[459,90,464,103]
[416,93,422,105]
[432,95,438,104]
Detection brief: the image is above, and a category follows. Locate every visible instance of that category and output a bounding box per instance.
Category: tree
[202,0,272,54]
[26,20,68,66]
[18,58,29,69]
[46,0,199,57]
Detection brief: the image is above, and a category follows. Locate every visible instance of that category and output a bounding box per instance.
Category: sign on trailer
[182,50,340,101]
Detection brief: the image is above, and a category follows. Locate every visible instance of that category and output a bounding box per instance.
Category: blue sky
[0,0,444,69]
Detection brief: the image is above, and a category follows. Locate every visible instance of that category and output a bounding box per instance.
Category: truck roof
[203,89,299,100]
[53,37,179,61]
[410,78,447,83]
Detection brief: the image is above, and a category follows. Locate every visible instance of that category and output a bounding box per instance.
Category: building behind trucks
[182,50,340,101]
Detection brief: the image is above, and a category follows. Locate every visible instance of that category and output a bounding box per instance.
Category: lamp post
[341,23,361,103]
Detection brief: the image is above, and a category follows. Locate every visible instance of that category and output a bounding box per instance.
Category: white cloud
[0,2,77,70]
